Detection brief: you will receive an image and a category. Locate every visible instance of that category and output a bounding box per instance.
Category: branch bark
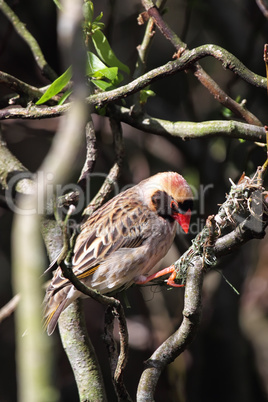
[137,257,204,401]
[142,1,263,126]
[112,106,266,142]
[59,300,107,402]
[0,44,266,120]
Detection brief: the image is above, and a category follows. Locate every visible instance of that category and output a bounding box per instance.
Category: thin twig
[83,117,124,217]
[104,305,132,402]
[0,0,57,81]
[0,294,20,323]
[78,116,98,186]
[141,1,263,126]
[256,0,268,19]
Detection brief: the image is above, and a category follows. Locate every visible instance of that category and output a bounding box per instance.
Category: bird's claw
[135,265,185,287]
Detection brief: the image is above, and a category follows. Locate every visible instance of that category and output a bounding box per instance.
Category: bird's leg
[135,265,185,287]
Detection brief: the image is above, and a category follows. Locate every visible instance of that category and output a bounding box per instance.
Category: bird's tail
[43,285,72,335]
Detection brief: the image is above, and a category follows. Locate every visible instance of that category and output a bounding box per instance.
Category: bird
[43,171,193,335]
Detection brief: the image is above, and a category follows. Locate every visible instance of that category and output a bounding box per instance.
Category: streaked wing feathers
[72,191,150,279]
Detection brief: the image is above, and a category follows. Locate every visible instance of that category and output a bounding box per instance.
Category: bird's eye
[170,200,179,212]
[178,199,193,214]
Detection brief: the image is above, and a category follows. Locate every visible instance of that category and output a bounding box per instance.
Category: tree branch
[0,71,53,106]
[141,1,263,125]
[0,0,57,81]
[59,300,108,402]
[137,256,204,401]
[137,168,268,400]
[83,116,124,217]
[113,106,266,142]
[0,44,266,120]
[78,116,98,186]
[256,0,268,19]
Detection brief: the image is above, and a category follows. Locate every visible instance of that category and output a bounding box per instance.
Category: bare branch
[256,0,268,19]
[141,2,263,125]
[113,106,266,143]
[0,127,34,194]
[104,305,132,402]
[0,71,53,106]
[137,256,204,401]
[0,294,20,323]
[78,117,98,186]
[0,0,57,81]
[83,117,124,217]
[59,300,108,402]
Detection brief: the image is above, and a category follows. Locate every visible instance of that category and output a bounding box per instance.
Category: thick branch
[113,106,266,142]
[0,128,34,195]
[137,257,203,401]
[0,44,266,120]
[0,71,52,105]
[59,300,107,402]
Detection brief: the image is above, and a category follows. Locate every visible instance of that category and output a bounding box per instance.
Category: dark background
[1,0,268,401]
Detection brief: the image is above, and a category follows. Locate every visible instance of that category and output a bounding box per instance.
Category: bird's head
[140,172,193,233]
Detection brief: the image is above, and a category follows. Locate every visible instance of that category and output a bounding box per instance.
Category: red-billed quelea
[44,172,193,335]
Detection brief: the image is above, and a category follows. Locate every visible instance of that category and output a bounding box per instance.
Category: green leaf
[140,88,156,104]
[94,12,103,23]
[221,107,233,118]
[86,52,107,75]
[92,80,115,91]
[92,30,130,74]
[96,106,107,116]
[58,89,72,105]
[53,0,62,10]
[83,1,94,23]
[91,67,118,81]
[92,22,105,32]
[36,67,72,105]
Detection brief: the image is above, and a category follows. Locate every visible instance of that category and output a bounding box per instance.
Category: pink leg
[166,269,185,287]
[135,265,185,287]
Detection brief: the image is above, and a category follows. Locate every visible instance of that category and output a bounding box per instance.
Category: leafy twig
[0,44,266,120]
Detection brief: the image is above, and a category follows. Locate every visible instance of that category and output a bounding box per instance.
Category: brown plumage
[44,172,193,335]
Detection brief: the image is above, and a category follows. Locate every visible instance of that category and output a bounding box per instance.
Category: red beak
[174,209,191,234]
